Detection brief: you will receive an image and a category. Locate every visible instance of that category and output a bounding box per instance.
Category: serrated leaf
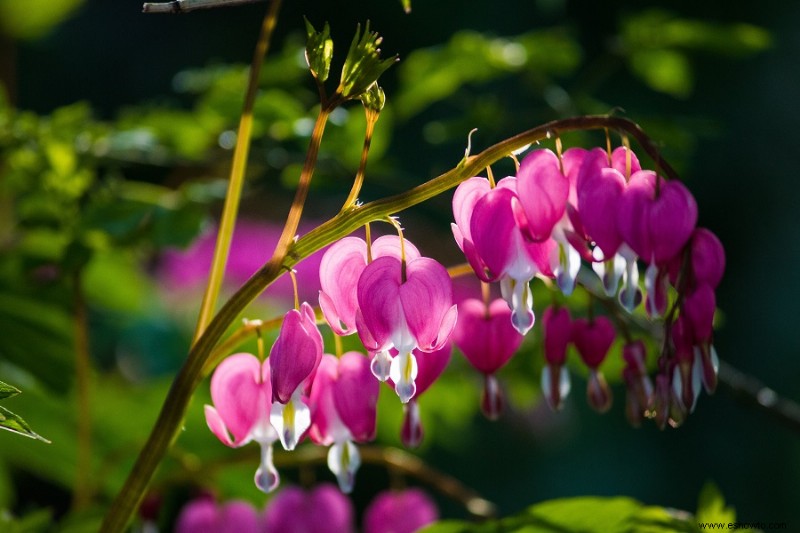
[0,380,21,400]
[304,18,333,83]
[0,405,50,443]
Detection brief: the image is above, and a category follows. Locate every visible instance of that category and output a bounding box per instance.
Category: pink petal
[372,235,421,261]
[334,352,379,442]
[571,317,616,369]
[207,353,267,446]
[357,256,405,350]
[578,167,625,258]
[542,306,572,366]
[363,488,438,533]
[452,298,523,374]
[452,177,492,247]
[648,180,698,264]
[470,187,517,280]
[683,284,716,342]
[413,343,452,396]
[308,355,342,446]
[270,303,324,404]
[610,146,642,177]
[517,149,570,241]
[318,237,368,335]
[689,228,725,289]
[399,257,455,351]
[218,501,261,533]
[617,170,657,260]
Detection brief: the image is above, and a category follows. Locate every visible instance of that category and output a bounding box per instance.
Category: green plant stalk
[100,114,672,531]
[72,270,93,511]
[192,0,282,343]
[342,106,379,209]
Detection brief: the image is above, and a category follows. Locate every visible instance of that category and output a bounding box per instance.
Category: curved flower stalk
[363,488,439,533]
[269,302,324,451]
[319,235,420,336]
[264,483,356,533]
[540,306,573,412]
[452,176,556,334]
[309,352,379,493]
[571,316,615,413]
[203,353,280,493]
[451,298,524,419]
[356,254,457,403]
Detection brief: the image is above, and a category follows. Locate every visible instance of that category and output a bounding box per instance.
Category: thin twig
[718,361,800,434]
[143,0,263,13]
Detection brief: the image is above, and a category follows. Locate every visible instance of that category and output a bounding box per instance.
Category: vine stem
[100,114,670,531]
[72,270,93,510]
[192,0,282,343]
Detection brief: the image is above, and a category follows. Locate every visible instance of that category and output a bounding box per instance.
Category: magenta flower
[356,254,457,403]
[452,298,524,419]
[363,488,439,533]
[571,316,616,413]
[668,227,726,290]
[269,302,323,451]
[175,496,261,533]
[264,484,355,533]
[683,284,719,394]
[452,176,556,334]
[617,170,697,315]
[309,352,379,493]
[515,148,571,241]
[204,353,280,493]
[540,306,572,411]
[670,314,702,414]
[515,148,588,295]
[319,236,420,336]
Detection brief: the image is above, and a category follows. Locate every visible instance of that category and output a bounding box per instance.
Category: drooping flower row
[205,235,457,494]
[451,144,725,428]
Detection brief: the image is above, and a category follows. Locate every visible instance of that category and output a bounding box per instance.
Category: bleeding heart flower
[204,353,280,493]
[175,496,261,533]
[264,484,355,533]
[451,298,524,419]
[363,488,439,533]
[309,352,379,493]
[617,171,698,265]
[319,236,420,335]
[540,306,572,412]
[571,316,616,413]
[269,302,323,451]
[356,255,457,403]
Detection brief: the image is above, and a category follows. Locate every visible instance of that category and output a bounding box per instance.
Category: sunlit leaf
[0,405,50,443]
[696,481,736,526]
[0,380,21,400]
[0,0,84,40]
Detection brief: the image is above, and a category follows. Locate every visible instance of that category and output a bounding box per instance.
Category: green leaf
[696,481,736,526]
[338,21,398,100]
[0,380,21,400]
[630,48,693,98]
[0,405,50,443]
[0,0,84,40]
[304,18,334,83]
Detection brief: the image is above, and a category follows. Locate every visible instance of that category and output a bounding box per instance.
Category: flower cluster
[205,235,456,494]
[174,485,437,533]
[204,140,724,499]
[451,144,724,427]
